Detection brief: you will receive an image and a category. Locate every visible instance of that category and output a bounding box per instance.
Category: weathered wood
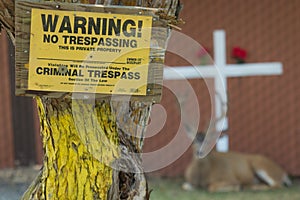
[14,0,177,102]
[22,97,154,199]
[0,0,15,43]
[23,97,118,199]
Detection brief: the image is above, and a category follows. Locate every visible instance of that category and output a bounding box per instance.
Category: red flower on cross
[232,46,247,64]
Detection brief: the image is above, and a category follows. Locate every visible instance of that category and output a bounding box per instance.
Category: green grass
[148,177,300,200]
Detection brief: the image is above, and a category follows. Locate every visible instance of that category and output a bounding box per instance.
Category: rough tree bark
[0,0,182,199]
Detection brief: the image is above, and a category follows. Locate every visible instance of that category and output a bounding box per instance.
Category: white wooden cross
[163,30,283,151]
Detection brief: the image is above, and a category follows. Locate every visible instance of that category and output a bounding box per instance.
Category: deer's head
[192,132,206,158]
[185,92,228,158]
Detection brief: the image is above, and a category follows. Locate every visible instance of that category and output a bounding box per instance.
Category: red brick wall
[0,32,14,168]
[143,0,300,176]
[0,31,41,168]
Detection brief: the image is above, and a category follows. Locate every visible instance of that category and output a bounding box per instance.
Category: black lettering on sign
[40,13,144,38]
[41,14,59,32]
[59,16,72,33]
[122,19,136,37]
[74,16,87,34]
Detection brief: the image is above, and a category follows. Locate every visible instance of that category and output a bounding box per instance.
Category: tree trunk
[1,0,181,199]
[22,97,152,199]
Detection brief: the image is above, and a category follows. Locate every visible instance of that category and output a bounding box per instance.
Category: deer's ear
[196,132,206,142]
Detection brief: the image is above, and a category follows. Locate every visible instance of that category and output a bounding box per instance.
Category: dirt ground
[0,166,40,200]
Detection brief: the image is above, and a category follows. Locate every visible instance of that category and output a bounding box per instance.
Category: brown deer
[182,94,292,192]
[183,132,292,192]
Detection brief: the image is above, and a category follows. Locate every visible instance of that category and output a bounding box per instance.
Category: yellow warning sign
[28,8,152,95]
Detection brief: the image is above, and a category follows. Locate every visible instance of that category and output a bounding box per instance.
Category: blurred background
[143,0,300,178]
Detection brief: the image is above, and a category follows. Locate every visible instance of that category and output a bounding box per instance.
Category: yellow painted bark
[23,97,119,199]
[21,96,155,199]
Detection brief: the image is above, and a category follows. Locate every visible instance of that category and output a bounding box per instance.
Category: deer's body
[184,149,292,192]
[183,93,291,192]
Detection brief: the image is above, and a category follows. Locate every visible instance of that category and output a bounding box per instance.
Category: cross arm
[163,62,283,80]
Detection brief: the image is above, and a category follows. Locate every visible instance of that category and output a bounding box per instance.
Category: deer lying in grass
[183,132,292,192]
[182,96,291,192]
